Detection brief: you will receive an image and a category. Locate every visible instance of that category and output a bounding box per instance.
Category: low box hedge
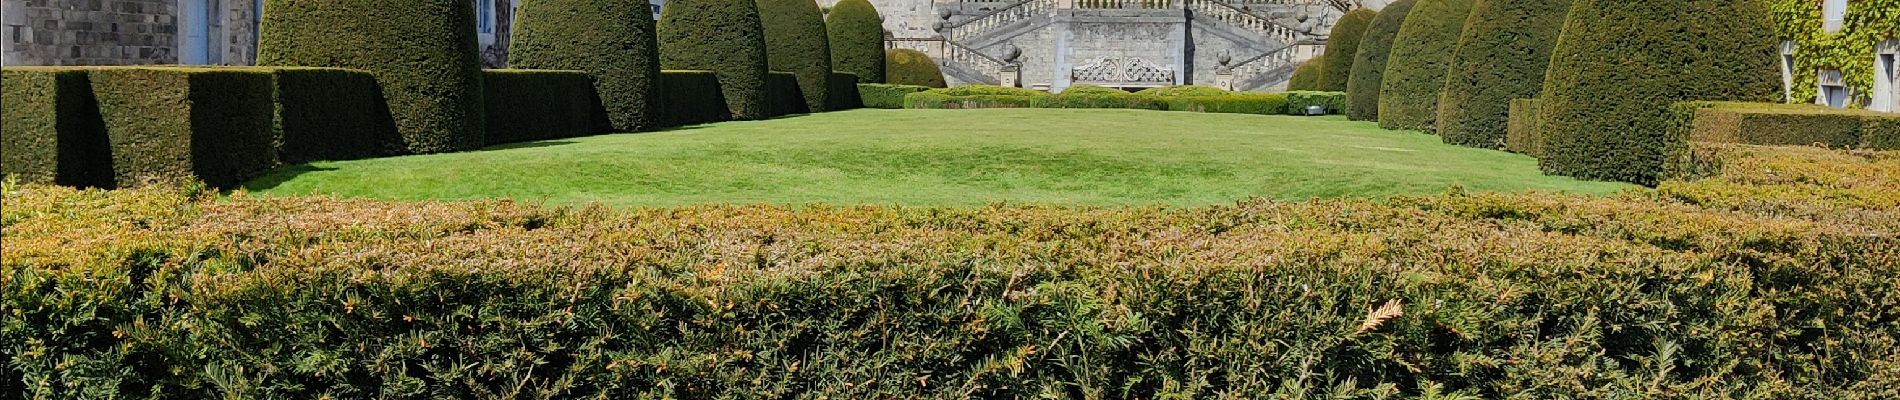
[1159,93,1290,115]
[858,83,931,109]
[1506,98,1543,157]
[483,69,609,146]
[1031,86,1165,110]
[0,67,111,187]
[659,70,731,127]
[827,72,864,110]
[88,67,278,188]
[1285,91,1347,115]
[1865,115,1900,150]
[766,71,810,117]
[903,92,1038,109]
[269,67,402,164]
[1663,101,1899,176]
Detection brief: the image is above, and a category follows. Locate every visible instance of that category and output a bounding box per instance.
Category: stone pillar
[1000,64,1022,87]
[1214,68,1234,91]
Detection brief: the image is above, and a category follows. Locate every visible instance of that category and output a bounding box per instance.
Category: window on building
[1819,69,1850,108]
[1876,40,1897,112]
[1823,0,1847,33]
[479,0,495,34]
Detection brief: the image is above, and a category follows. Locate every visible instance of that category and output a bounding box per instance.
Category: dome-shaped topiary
[1433,0,1571,149]
[1537,0,1779,185]
[885,49,947,88]
[1318,9,1376,92]
[827,0,886,84]
[259,0,485,153]
[759,0,833,112]
[659,0,771,119]
[1377,0,1478,132]
[1345,0,1417,122]
[1286,60,1324,91]
[511,0,663,132]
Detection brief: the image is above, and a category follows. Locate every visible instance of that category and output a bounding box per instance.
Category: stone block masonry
[2,0,261,66]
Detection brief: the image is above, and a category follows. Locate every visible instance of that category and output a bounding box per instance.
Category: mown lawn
[244,108,1633,206]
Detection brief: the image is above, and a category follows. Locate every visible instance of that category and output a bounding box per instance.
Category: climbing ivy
[1771,0,1899,106]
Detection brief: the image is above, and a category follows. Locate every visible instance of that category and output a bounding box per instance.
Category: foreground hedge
[1434,0,1572,148]
[659,70,731,126]
[1377,0,1476,132]
[658,0,770,119]
[483,69,609,145]
[259,0,487,154]
[510,0,664,132]
[1346,0,1418,121]
[0,67,109,187]
[5,145,1897,398]
[858,83,932,108]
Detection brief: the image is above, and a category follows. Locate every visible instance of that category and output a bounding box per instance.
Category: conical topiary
[1377,0,1478,132]
[759,0,834,112]
[659,0,771,119]
[1345,0,1418,122]
[1318,9,1377,92]
[1433,0,1572,149]
[827,0,886,84]
[511,0,663,132]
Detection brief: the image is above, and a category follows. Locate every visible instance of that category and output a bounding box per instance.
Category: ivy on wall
[1772,0,1899,105]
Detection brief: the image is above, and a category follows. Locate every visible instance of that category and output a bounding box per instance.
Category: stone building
[1777,0,1898,112]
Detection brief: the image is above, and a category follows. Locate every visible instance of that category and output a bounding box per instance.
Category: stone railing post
[1000,64,1022,87]
[1215,67,1235,91]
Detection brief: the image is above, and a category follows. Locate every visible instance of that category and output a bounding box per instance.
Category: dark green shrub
[1032,93,1167,110]
[1377,0,1477,132]
[885,49,948,87]
[1319,9,1377,92]
[269,67,402,164]
[827,72,865,110]
[1686,102,1865,148]
[929,85,1048,96]
[1160,93,1290,114]
[1506,98,1543,158]
[88,67,277,188]
[1865,115,1900,150]
[483,69,609,146]
[259,0,486,154]
[1136,85,1234,97]
[1060,85,1133,95]
[759,0,834,112]
[766,71,811,117]
[1435,0,1573,148]
[1286,60,1324,91]
[826,0,886,83]
[659,70,731,126]
[903,93,1038,109]
[0,67,109,187]
[859,83,932,108]
[1285,91,1347,115]
[510,0,664,132]
[1346,0,1418,121]
[1538,0,1780,185]
[658,0,770,119]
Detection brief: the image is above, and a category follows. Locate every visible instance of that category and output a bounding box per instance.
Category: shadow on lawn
[477,140,579,152]
[240,164,340,192]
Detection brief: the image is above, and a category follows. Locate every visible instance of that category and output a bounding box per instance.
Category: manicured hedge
[827,72,865,110]
[826,0,886,84]
[659,70,732,126]
[1537,0,1780,185]
[1031,91,1166,110]
[759,0,834,112]
[7,145,1897,398]
[510,0,664,132]
[1865,115,1900,149]
[1159,93,1289,114]
[1319,9,1377,92]
[1377,0,1477,132]
[258,0,486,154]
[903,93,1038,109]
[1506,98,1543,157]
[1285,91,1347,115]
[483,69,609,146]
[1135,85,1234,97]
[885,49,948,88]
[859,83,932,108]
[88,67,277,188]
[0,67,110,187]
[1435,0,1572,148]
[1345,0,1417,122]
[269,67,402,164]
[766,71,810,117]
[658,0,770,119]
[1285,60,1324,91]
[1667,102,1900,154]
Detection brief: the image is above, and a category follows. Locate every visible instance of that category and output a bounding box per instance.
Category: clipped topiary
[1318,9,1376,92]
[1345,0,1417,122]
[259,0,486,154]
[1378,0,1478,132]
[1287,60,1324,91]
[759,0,834,112]
[827,0,886,84]
[659,0,771,119]
[1434,0,1572,149]
[885,49,948,88]
[511,0,663,132]
[1537,0,1779,185]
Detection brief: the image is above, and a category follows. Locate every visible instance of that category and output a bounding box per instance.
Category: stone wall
[3,0,180,65]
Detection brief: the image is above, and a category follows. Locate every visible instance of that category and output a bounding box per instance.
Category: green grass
[244,109,1634,206]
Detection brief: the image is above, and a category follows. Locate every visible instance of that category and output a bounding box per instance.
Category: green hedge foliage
[826,0,886,84]
[6,145,1897,398]
[1537,0,1781,185]
[1319,9,1377,92]
[269,67,402,164]
[928,85,1048,96]
[483,70,609,146]
[1506,98,1543,158]
[658,0,770,120]
[1159,93,1289,114]
[766,71,811,117]
[1285,60,1324,91]
[510,0,664,132]
[1866,115,1900,149]
[1346,0,1417,121]
[827,72,865,110]
[759,0,834,112]
[1668,102,1900,154]
[1285,91,1347,115]
[858,83,932,108]
[1030,90,1167,110]
[903,93,1039,109]
[659,70,732,126]
[885,49,948,88]
[1377,0,1477,132]
[89,67,278,188]
[1135,85,1233,97]
[903,86,1294,115]
[0,67,110,187]
[258,0,486,154]
[1434,0,1572,149]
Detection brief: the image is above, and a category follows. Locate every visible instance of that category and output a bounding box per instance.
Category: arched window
[1823,0,1847,33]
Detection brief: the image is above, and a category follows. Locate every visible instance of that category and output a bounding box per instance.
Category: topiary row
[658,0,771,120]
[1285,60,1324,91]
[1318,9,1377,92]
[828,0,887,84]
[760,0,835,112]
[1433,0,1572,149]
[1376,0,1477,132]
[510,0,664,132]
[1345,0,1417,122]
